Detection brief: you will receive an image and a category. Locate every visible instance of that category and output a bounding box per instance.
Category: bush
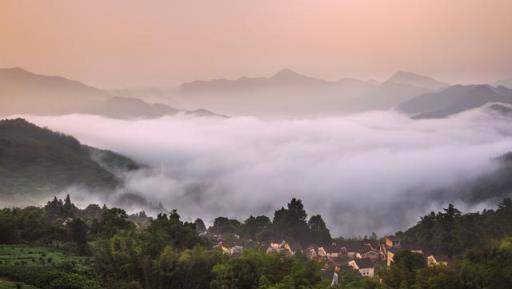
[48,273,103,289]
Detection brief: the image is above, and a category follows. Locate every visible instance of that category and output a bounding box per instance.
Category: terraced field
[0,278,39,289]
[0,245,96,288]
[0,245,90,267]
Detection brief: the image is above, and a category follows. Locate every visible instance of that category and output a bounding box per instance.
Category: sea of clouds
[22,108,512,236]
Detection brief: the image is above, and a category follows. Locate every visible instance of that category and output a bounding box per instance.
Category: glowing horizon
[1,0,511,88]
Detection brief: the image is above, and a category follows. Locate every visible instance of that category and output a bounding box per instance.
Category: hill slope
[396,84,512,118]
[495,78,512,89]
[0,118,139,197]
[386,71,449,90]
[0,68,221,119]
[0,67,109,116]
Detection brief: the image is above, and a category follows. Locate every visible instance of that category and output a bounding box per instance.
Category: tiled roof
[340,242,373,253]
[386,236,400,241]
[389,243,424,254]
[355,258,375,269]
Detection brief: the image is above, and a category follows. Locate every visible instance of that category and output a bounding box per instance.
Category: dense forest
[1,195,512,289]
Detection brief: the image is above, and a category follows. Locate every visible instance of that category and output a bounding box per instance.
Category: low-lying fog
[23,108,512,236]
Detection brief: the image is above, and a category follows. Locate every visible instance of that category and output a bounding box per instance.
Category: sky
[1,0,512,88]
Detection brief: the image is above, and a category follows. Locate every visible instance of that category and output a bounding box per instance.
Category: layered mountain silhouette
[495,78,512,89]
[4,67,511,118]
[0,67,109,115]
[397,84,512,118]
[0,118,139,197]
[0,67,221,119]
[386,71,449,90]
[174,69,437,115]
[180,69,329,92]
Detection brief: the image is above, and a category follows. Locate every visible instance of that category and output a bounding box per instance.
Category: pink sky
[1,0,511,88]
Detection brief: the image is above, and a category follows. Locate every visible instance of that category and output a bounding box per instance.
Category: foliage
[400,198,512,257]
[194,218,207,233]
[0,279,40,289]
[273,198,310,246]
[210,217,241,235]
[210,250,321,289]
[0,245,100,289]
[381,250,426,288]
[208,199,332,247]
[0,118,130,196]
[307,215,331,246]
[240,216,272,241]
[3,196,512,289]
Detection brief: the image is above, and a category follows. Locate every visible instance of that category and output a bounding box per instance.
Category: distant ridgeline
[0,67,223,119]
[0,118,140,196]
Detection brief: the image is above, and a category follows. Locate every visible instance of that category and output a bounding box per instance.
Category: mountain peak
[390,71,422,78]
[397,84,512,118]
[495,77,512,89]
[0,67,33,75]
[272,69,304,79]
[388,71,435,83]
[269,69,328,85]
[387,71,449,90]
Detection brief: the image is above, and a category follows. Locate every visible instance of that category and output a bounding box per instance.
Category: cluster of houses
[211,234,449,278]
[381,236,449,267]
[306,240,381,277]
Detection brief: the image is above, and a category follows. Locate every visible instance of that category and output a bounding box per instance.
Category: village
[45,195,449,278]
[209,232,449,279]
[45,195,449,280]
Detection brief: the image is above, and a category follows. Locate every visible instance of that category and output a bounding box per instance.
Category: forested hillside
[2,195,512,289]
[0,118,139,196]
[399,199,512,258]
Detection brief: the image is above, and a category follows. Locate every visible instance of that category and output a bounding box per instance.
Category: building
[348,258,376,277]
[386,243,424,266]
[362,250,380,261]
[384,236,401,249]
[339,242,377,260]
[305,246,318,259]
[427,254,449,267]
[266,241,294,257]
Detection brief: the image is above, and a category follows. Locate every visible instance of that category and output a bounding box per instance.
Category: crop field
[0,278,39,289]
[0,245,96,288]
[0,245,91,267]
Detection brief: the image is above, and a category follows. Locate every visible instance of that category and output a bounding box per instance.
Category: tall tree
[210,217,241,234]
[69,218,88,253]
[273,198,309,245]
[194,218,207,233]
[241,215,272,240]
[382,250,426,288]
[307,215,331,245]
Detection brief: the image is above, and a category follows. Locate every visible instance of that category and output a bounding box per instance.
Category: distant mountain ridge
[174,69,438,116]
[180,69,331,93]
[7,67,510,118]
[0,67,222,119]
[386,71,450,90]
[494,78,512,89]
[396,84,512,118]
[0,67,110,115]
